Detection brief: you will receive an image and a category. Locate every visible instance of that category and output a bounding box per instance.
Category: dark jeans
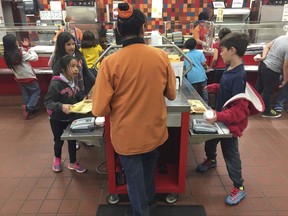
[49,118,76,163]
[19,80,41,112]
[205,137,244,188]
[274,75,288,110]
[119,149,159,216]
[255,62,280,113]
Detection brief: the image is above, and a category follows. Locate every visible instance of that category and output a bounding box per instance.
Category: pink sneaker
[68,162,87,173]
[52,157,62,172]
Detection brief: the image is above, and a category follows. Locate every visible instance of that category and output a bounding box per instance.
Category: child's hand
[21,38,30,47]
[206,67,213,73]
[62,104,71,114]
[205,111,217,124]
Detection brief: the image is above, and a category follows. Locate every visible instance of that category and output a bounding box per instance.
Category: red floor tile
[0,107,288,215]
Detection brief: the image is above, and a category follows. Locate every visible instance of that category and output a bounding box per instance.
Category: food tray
[187,99,207,113]
[70,99,92,114]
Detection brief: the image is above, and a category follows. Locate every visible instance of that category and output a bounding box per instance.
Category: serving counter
[61,76,231,204]
[0,46,52,96]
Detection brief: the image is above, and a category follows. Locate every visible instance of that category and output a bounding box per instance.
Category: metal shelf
[93,43,193,77]
[0,25,59,32]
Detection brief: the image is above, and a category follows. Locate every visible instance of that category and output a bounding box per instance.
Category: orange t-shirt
[92,43,176,155]
[193,24,209,49]
[53,28,83,44]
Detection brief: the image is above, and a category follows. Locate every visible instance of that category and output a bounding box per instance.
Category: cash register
[192,119,218,134]
[70,117,96,132]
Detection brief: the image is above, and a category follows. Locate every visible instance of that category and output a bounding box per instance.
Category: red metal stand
[104,111,190,204]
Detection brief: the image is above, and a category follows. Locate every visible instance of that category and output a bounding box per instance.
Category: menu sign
[232,0,244,8]
[282,4,288,21]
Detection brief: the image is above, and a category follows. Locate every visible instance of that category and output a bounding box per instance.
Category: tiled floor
[1,106,288,216]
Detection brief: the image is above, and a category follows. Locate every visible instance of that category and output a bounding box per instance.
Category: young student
[211,27,231,83]
[92,2,176,216]
[51,31,95,97]
[3,34,40,120]
[44,54,87,173]
[80,30,103,77]
[51,32,96,149]
[184,38,209,104]
[196,32,264,205]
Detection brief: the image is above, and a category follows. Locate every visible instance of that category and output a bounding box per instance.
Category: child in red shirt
[211,28,231,83]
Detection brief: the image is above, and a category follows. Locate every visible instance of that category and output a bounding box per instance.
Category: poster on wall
[113,1,124,20]
[40,11,51,20]
[151,0,163,18]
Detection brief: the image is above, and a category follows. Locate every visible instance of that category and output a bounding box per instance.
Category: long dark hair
[81,30,98,48]
[3,34,21,68]
[53,32,82,64]
[60,54,78,74]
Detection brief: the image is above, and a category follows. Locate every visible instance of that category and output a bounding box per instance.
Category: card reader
[70,117,96,133]
[192,119,218,134]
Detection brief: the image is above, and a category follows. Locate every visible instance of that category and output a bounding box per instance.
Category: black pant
[205,137,244,187]
[49,118,76,163]
[255,62,280,113]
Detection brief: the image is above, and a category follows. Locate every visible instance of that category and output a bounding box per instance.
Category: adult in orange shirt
[193,12,209,49]
[53,16,83,47]
[92,2,176,216]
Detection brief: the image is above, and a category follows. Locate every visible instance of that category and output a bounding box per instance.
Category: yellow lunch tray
[70,99,92,114]
[168,54,181,62]
[187,99,207,113]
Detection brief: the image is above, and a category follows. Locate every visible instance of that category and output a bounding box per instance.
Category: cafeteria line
[0,0,288,215]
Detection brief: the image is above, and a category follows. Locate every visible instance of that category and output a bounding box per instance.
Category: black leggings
[255,62,280,112]
[49,118,76,163]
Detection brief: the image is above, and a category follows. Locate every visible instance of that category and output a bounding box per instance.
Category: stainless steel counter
[61,85,191,142]
[166,90,190,113]
[61,89,191,142]
[61,77,231,145]
[61,126,104,147]
[181,77,232,144]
